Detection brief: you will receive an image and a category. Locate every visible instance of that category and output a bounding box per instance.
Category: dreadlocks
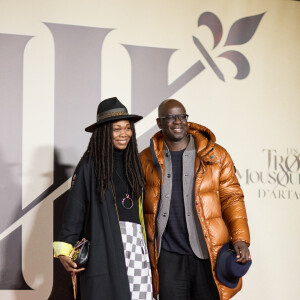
[84,121,144,201]
[123,121,145,197]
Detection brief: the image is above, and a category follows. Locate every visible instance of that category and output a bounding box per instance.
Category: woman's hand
[58,255,85,273]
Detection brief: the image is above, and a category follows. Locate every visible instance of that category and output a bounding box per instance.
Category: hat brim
[216,241,252,289]
[216,244,239,288]
[85,114,143,132]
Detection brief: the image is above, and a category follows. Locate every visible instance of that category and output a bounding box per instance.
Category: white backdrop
[0,0,299,299]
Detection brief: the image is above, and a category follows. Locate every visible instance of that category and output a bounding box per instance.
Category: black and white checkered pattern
[120,221,153,300]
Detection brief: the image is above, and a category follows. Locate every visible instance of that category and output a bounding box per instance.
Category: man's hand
[233,241,251,264]
[58,255,85,273]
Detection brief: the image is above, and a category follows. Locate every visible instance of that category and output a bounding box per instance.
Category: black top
[161,149,194,255]
[113,149,140,224]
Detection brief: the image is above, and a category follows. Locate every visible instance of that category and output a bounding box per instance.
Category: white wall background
[0,0,299,299]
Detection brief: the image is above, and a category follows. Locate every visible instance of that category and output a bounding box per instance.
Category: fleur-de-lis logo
[193,12,265,81]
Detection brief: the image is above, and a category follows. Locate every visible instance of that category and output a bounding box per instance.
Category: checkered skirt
[120,221,153,300]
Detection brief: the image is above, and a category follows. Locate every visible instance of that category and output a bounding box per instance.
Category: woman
[53,97,152,300]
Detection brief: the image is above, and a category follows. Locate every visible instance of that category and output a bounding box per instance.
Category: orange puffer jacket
[140,122,250,300]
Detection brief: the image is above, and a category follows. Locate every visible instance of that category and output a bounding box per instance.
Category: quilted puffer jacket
[139,122,250,300]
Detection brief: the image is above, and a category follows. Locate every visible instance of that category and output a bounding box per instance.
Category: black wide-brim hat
[216,241,252,289]
[85,97,143,132]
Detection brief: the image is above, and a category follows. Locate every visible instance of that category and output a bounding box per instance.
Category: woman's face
[112,119,133,150]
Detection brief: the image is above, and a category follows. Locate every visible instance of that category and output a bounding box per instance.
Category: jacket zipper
[153,193,160,299]
[151,146,162,299]
[194,147,221,297]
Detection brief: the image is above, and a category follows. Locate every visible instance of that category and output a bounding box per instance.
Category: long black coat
[58,157,131,300]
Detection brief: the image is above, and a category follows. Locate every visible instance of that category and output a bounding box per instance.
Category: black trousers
[158,249,220,300]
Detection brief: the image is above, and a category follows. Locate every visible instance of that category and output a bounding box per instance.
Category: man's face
[157,102,188,142]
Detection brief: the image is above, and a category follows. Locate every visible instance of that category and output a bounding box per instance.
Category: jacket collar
[187,122,218,164]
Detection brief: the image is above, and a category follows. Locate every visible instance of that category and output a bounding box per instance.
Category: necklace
[113,168,134,209]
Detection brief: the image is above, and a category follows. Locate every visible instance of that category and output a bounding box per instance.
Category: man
[140,99,251,300]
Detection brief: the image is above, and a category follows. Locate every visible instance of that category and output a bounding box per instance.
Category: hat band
[97,108,128,121]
